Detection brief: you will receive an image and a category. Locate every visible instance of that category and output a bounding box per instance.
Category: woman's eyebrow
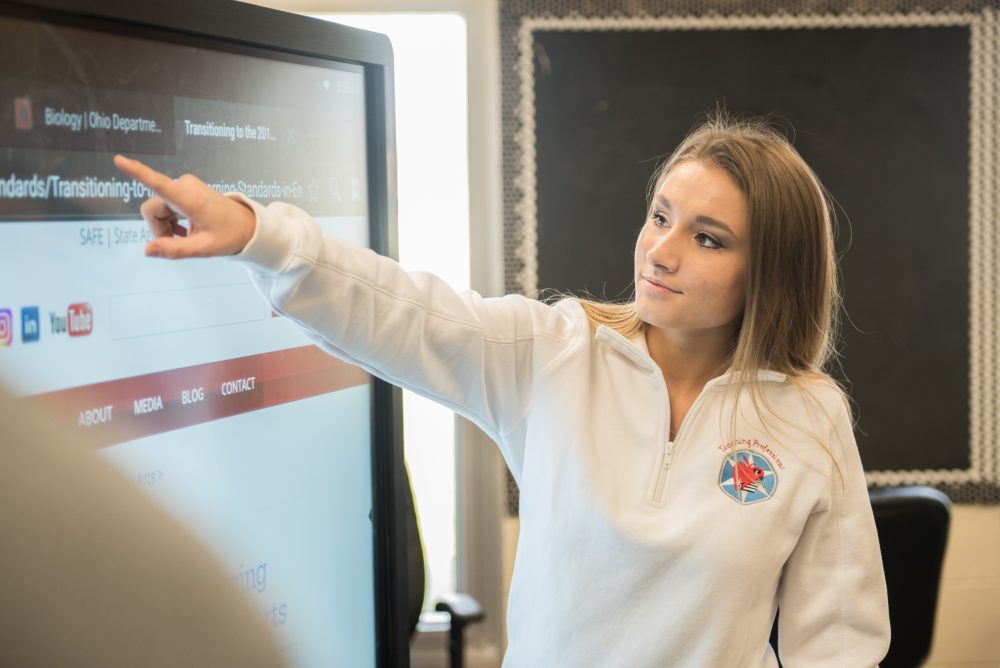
[656,195,737,237]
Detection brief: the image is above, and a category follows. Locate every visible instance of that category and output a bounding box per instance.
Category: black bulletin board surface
[532,26,970,474]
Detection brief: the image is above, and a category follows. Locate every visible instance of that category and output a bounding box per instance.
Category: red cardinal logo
[733,454,765,493]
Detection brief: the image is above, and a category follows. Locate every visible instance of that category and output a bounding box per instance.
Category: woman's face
[634,159,749,334]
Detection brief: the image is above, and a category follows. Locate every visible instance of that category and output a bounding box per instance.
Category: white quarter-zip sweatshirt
[231,198,891,667]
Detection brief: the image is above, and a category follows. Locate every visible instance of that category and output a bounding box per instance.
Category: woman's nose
[646,229,680,271]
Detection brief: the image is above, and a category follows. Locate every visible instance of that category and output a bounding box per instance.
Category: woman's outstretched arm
[114,156,583,475]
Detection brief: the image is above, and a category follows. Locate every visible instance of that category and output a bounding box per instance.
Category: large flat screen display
[0,2,402,666]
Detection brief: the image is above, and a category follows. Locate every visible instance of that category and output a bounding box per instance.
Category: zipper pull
[651,440,676,505]
[664,441,675,469]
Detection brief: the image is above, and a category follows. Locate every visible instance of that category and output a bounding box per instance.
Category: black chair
[770,485,951,667]
[402,467,484,668]
[869,485,951,667]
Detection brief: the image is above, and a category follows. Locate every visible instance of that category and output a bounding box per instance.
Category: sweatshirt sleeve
[775,398,891,667]
[227,196,583,471]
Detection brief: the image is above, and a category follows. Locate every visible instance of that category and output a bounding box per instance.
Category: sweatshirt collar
[594,324,786,387]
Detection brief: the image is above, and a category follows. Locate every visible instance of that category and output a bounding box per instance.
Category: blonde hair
[579,111,850,479]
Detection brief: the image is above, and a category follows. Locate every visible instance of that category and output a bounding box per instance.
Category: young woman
[114,115,891,667]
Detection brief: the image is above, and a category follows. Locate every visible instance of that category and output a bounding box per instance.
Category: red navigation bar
[27,345,369,449]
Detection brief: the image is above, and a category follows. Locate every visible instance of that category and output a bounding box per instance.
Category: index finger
[113,155,192,216]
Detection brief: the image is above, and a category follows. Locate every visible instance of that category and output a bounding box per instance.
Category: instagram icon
[0,309,12,347]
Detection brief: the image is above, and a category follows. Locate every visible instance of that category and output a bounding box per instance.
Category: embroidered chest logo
[719,451,778,505]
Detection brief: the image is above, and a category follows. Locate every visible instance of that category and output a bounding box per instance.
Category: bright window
[313,12,470,614]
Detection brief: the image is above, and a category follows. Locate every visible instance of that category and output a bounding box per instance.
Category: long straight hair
[579,112,849,472]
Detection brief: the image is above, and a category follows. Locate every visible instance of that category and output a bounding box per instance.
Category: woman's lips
[643,276,682,294]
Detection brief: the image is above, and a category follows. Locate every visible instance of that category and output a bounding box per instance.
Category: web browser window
[0,11,377,667]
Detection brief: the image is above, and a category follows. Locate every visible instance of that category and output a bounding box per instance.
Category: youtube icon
[67,302,93,337]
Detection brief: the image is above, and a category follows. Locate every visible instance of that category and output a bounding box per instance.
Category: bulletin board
[500,0,1000,507]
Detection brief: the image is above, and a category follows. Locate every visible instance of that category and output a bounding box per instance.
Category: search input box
[110,283,270,340]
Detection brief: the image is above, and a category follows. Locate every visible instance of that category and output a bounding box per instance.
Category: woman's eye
[696,232,723,250]
[651,213,670,228]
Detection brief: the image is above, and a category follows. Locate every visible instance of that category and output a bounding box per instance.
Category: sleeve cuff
[225,192,297,274]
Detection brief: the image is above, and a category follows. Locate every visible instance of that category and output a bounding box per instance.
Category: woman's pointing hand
[113,155,256,259]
